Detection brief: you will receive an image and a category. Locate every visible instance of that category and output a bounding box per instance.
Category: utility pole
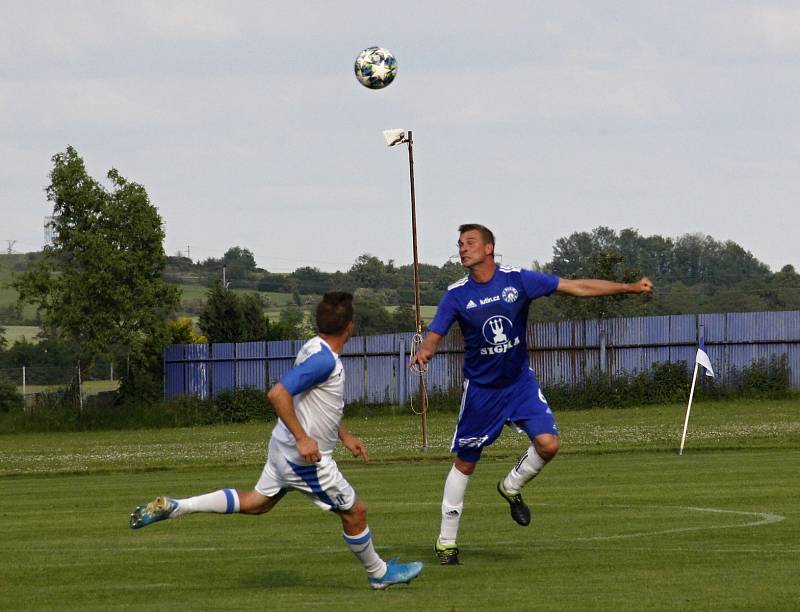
[6,240,16,255]
[383,128,428,450]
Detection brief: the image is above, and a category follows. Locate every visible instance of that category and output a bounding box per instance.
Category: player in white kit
[130,292,423,590]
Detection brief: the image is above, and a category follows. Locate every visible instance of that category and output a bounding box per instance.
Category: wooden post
[406,131,428,450]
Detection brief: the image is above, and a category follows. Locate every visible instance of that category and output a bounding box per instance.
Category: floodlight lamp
[383,128,406,146]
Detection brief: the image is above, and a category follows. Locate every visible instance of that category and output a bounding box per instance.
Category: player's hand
[344,435,370,464]
[340,429,369,463]
[409,347,433,370]
[634,277,654,293]
[296,435,321,463]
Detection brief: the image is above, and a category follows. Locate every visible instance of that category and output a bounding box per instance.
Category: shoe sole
[370,564,423,589]
[434,543,460,565]
[371,579,414,590]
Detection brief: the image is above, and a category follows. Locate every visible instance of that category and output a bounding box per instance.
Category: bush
[730,355,791,399]
[0,385,273,433]
[3,390,80,432]
[215,388,272,423]
[0,376,24,413]
[146,395,219,428]
[545,361,691,410]
[542,355,794,410]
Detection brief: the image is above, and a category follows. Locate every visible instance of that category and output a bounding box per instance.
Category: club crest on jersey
[502,286,519,303]
[480,315,520,355]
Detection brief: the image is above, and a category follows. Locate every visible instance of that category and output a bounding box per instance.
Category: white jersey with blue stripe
[270,336,345,462]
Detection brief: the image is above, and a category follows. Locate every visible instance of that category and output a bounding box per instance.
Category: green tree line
[166,228,800,322]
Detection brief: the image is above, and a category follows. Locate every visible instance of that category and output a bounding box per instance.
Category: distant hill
[3,228,800,330]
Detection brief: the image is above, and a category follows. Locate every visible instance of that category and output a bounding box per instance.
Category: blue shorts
[451,370,559,463]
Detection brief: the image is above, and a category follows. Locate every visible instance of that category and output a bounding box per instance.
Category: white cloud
[8,3,110,59]
[403,61,681,128]
[752,6,800,52]
[135,0,242,40]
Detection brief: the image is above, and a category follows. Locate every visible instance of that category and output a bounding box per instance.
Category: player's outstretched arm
[408,331,444,369]
[555,276,653,298]
[267,383,321,462]
[339,423,369,464]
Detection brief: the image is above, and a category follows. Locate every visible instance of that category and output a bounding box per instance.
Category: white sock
[502,446,547,494]
[171,488,240,517]
[343,527,387,578]
[439,464,470,546]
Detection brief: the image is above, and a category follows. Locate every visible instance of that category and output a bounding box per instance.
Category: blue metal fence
[164,310,800,401]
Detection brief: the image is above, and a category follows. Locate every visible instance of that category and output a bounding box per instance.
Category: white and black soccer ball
[354,47,397,90]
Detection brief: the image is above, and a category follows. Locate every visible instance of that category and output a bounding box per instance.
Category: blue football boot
[130,496,178,529]
[368,558,423,590]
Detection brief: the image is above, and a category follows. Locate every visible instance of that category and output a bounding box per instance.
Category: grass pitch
[1,399,798,610]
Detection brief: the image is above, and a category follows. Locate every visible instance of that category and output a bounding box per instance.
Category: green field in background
[1,325,41,344]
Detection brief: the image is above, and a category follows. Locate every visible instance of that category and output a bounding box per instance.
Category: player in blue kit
[130,292,423,589]
[410,225,653,565]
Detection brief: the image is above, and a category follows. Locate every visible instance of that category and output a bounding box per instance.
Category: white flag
[696,338,715,378]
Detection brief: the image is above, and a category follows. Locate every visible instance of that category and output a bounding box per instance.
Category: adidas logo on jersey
[466,300,477,309]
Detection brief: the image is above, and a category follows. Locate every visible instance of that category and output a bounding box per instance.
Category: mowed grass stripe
[3,398,800,476]
[1,424,799,611]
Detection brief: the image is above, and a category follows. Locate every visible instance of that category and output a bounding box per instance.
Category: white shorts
[255,437,356,512]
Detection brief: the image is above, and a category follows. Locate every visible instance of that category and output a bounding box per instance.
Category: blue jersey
[428,265,559,386]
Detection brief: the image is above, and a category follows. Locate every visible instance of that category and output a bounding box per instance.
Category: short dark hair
[458,224,495,246]
[316,292,354,335]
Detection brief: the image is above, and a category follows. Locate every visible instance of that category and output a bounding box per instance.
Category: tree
[391,303,417,332]
[550,226,619,277]
[349,254,391,289]
[240,293,269,339]
[14,147,179,371]
[353,300,393,335]
[656,281,708,315]
[121,317,204,403]
[291,266,331,294]
[0,375,24,413]
[199,284,298,343]
[351,300,419,335]
[769,265,800,310]
[223,246,257,280]
[279,304,310,339]
[198,282,248,343]
[167,318,207,344]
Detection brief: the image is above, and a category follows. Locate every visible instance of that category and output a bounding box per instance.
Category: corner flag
[680,335,716,455]
[696,337,715,378]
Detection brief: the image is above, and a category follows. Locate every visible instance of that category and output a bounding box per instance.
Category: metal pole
[679,362,700,455]
[406,131,428,449]
[77,363,83,414]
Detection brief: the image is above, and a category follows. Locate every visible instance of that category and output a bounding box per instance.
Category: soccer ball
[354,47,397,90]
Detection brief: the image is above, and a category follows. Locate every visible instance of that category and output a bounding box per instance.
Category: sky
[1,1,798,273]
